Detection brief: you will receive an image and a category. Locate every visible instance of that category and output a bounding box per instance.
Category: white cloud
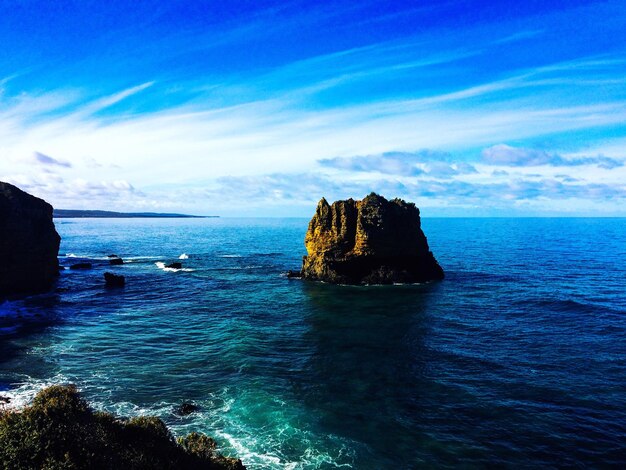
[482,144,623,168]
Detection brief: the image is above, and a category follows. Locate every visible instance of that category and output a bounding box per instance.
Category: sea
[1,217,625,469]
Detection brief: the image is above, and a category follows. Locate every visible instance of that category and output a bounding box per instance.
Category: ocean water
[1,217,626,468]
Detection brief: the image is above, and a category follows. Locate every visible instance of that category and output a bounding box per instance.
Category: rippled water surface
[1,218,626,468]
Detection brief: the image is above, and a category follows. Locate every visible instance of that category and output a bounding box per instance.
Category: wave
[207,266,265,271]
[0,374,70,411]
[214,429,354,470]
[219,255,242,258]
[519,298,624,316]
[179,253,189,260]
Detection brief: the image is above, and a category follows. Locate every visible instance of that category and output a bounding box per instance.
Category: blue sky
[1,0,625,216]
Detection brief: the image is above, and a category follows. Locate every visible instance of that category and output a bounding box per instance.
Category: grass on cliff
[0,385,245,470]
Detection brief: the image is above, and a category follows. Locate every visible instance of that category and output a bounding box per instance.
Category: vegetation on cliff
[0,385,245,470]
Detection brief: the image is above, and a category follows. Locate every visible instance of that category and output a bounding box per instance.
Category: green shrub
[0,385,245,469]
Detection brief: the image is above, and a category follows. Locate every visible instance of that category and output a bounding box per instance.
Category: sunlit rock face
[301,193,444,285]
[0,182,61,295]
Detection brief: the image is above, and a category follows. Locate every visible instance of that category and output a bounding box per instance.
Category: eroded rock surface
[300,193,444,284]
[0,182,61,295]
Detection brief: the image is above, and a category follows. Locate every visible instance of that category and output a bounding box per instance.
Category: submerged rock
[176,402,200,416]
[109,257,124,265]
[299,193,444,285]
[70,262,92,270]
[104,272,125,288]
[166,262,183,269]
[0,182,61,295]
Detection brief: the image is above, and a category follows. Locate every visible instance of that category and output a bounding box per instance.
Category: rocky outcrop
[0,385,245,469]
[300,193,444,284]
[175,402,201,416]
[104,272,125,288]
[70,262,92,270]
[0,182,61,295]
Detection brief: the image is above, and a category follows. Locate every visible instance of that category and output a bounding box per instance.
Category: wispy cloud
[319,151,478,178]
[482,144,623,169]
[79,82,155,115]
[199,172,626,214]
[32,151,72,168]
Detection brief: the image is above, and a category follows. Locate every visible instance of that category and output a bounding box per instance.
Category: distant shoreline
[53,209,217,219]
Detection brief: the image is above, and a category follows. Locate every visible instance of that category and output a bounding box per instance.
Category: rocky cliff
[0,385,245,469]
[0,182,61,295]
[300,193,444,284]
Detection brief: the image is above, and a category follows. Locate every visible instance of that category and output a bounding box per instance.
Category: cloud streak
[319,151,479,178]
[33,151,72,168]
[482,144,623,169]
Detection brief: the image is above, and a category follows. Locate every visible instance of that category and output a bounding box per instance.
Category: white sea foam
[220,254,242,258]
[155,261,195,272]
[179,253,189,259]
[0,377,353,469]
[0,374,71,411]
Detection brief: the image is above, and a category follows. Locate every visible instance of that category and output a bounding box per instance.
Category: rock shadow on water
[0,294,66,387]
[294,281,457,467]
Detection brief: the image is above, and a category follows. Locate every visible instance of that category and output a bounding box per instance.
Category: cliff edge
[300,193,444,284]
[0,385,245,469]
[0,182,61,295]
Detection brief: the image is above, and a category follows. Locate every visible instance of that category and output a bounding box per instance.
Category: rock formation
[0,385,245,469]
[299,193,444,284]
[104,272,125,288]
[0,182,61,295]
[175,402,200,416]
[70,262,92,270]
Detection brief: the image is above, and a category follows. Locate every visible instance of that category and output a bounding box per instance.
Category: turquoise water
[1,218,626,468]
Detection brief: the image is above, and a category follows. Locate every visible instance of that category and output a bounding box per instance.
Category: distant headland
[53,209,217,218]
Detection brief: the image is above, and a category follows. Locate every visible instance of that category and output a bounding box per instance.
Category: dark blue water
[1,218,626,468]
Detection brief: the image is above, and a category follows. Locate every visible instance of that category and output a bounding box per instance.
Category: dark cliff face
[0,182,61,295]
[301,193,444,284]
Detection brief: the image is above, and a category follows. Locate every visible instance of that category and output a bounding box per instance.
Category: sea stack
[0,182,61,295]
[300,193,444,285]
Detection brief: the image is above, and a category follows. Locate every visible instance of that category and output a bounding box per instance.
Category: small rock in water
[70,263,92,270]
[175,402,200,416]
[107,254,119,258]
[109,258,124,266]
[286,270,302,279]
[0,396,10,404]
[166,262,182,269]
[104,272,125,288]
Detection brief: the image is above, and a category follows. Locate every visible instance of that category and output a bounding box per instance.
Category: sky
[1,0,625,216]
